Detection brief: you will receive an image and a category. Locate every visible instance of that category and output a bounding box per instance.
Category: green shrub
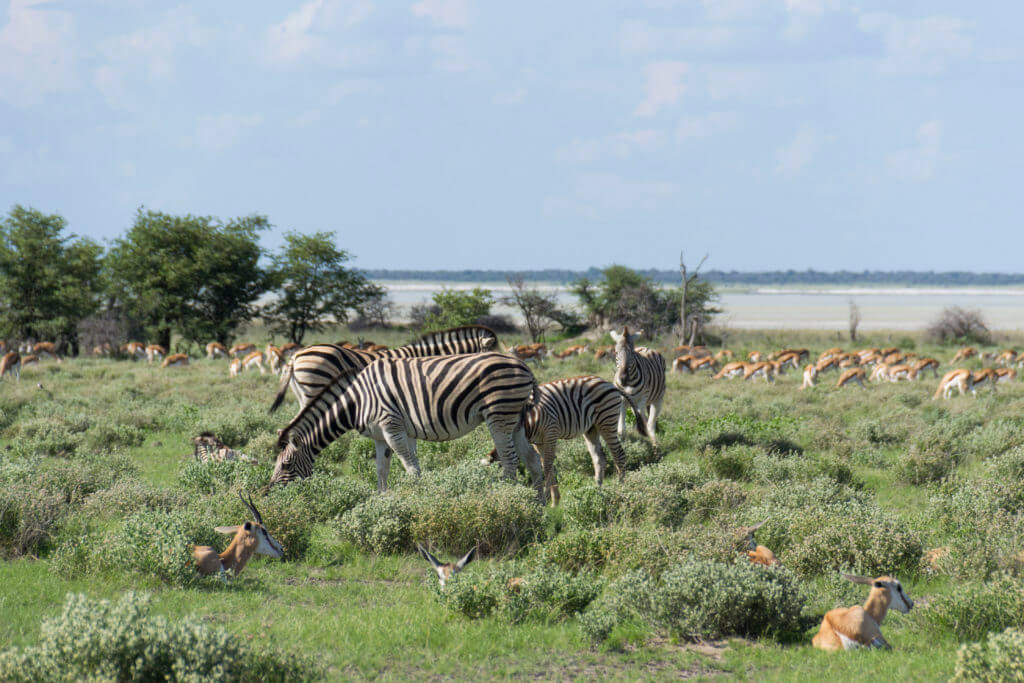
[560,485,612,530]
[686,480,746,521]
[82,478,188,519]
[539,526,691,577]
[0,485,65,558]
[0,592,307,682]
[178,459,271,495]
[604,462,702,528]
[955,627,1024,682]
[83,420,146,451]
[895,445,958,485]
[784,508,922,578]
[700,444,756,481]
[338,494,413,554]
[926,574,1024,642]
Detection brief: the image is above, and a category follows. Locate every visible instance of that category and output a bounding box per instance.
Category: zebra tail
[620,390,648,439]
[268,359,294,414]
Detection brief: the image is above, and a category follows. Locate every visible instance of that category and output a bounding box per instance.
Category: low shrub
[338,494,413,555]
[178,459,271,495]
[955,627,1024,682]
[926,574,1024,642]
[0,592,307,681]
[81,478,188,519]
[0,485,65,558]
[894,445,958,485]
[539,526,691,577]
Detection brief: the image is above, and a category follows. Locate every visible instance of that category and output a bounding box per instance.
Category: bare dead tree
[503,275,559,342]
[679,251,709,345]
[848,299,861,342]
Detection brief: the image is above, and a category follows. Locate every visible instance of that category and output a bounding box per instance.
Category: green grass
[4,326,1024,679]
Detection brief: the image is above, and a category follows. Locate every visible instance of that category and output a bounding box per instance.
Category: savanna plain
[3,326,1024,681]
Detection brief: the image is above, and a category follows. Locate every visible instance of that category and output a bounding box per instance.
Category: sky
[1,0,1023,272]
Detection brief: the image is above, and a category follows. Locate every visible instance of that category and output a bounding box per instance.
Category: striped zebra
[192,433,255,463]
[610,327,666,446]
[269,352,543,498]
[268,325,498,414]
[482,375,648,505]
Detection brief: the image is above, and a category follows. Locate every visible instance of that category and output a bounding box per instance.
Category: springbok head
[843,574,914,613]
[417,544,476,588]
[214,492,284,559]
[738,519,767,551]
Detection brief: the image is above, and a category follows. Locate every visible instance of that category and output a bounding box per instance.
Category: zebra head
[269,440,314,487]
[609,327,643,383]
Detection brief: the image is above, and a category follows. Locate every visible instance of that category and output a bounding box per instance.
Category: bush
[895,445,959,485]
[925,306,991,345]
[178,459,271,495]
[0,485,65,558]
[926,574,1024,642]
[581,559,804,642]
[955,627,1024,681]
[82,478,188,519]
[539,526,691,578]
[338,494,413,555]
[603,462,702,528]
[0,592,306,681]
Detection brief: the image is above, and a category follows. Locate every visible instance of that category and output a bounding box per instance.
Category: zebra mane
[275,365,364,450]
[411,324,498,344]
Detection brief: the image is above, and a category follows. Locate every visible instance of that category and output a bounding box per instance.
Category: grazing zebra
[481,375,648,505]
[609,327,666,446]
[269,325,499,414]
[192,433,255,463]
[269,352,542,498]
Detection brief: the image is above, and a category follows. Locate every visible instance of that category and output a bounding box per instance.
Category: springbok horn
[247,494,264,526]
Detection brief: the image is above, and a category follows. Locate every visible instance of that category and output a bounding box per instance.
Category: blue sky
[1,1,1022,272]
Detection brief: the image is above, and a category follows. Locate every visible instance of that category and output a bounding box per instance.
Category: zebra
[481,375,648,505]
[192,433,255,463]
[609,327,666,446]
[268,325,499,414]
[269,352,543,499]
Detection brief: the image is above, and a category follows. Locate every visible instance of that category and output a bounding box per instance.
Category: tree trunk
[158,327,172,350]
[679,252,688,346]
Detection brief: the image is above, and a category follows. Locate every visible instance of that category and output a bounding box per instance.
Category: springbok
[242,351,265,374]
[743,361,775,383]
[145,344,166,363]
[690,356,716,373]
[21,354,38,367]
[816,357,841,374]
[836,368,866,389]
[672,355,695,374]
[229,358,242,377]
[812,574,913,651]
[33,342,60,362]
[739,520,779,567]
[507,344,545,365]
[995,367,1017,383]
[995,349,1017,366]
[123,342,146,360]
[417,544,476,588]
[206,342,229,359]
[818,347,843,363]
[801,364,818,390]
[161,353,189,368]
[715,349,734,361]
[229,343,256,358]
[713,361,747,380]
[192,493,283,578]
[934,368,972,399]
[971,368,998,393]
[0,351,20,381]
[266,345,284,374]
[594,346,614,362]
[279,342,301,359]
[951,347,977,364]
[747,351,764,363]
[909,358,940,380]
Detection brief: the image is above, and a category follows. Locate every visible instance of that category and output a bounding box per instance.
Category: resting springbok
[145,344,166,363]
[229,343,256,358]
[739,520,780,567]
[417,544,476,588]
[206,342,229,359]
[0,351,20,381]
[934,368,972,399]
[507,344,546,365]
[951,347,977,364]
[161,353,189,368]
[801,364,818,390]
[836,368,866,389]
[812,574,913,651]
[193,493,283,578]
[594,346,614,362]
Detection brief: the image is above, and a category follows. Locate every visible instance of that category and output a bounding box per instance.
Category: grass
[3,326,1024,680]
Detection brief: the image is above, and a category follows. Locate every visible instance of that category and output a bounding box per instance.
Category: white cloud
[406,34,480,72]
[182,113,265,151]
[775,127,820,176]
[634,61,689,117]
[264,0,374,69]
[325,79,368,104]
[555,130,664,163]
[411,0,470,29]
[702,66,769,100]
[0,0,77,106]
[493,87,526,105]
[619,20,734,55]
[885,120,942,181]
[858,14,972,74]
[676,111,736,140]
[94,5,212,107]
[544,173,676,218]
[782,0,840,41]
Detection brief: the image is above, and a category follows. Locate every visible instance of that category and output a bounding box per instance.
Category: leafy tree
[262,231,380,344]
[0,205,103,354]
[502,276,559,342]
[422,287,493,331]
[105,209,268,348]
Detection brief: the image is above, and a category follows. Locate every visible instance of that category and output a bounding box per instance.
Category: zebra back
[389,325,498,358]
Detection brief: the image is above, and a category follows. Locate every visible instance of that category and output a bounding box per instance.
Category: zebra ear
[609,329,623,343]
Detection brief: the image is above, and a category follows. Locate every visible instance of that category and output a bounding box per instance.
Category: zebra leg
[382,428,421,482]
[374,440,392,493]
[514,426,546,502]
[536,440,558,507]
[596,422,628,480]
[617,401,627,442]
[582,427,607,486]
[646,396,662,447]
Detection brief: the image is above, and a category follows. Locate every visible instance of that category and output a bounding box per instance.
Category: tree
[503,276,559,342]
[849,300,861,342]
[262,231,379,344]
[679,251,709,345]
[106,209,268,348]
[0,206,103,354]
[925,307,992,345]
[422,287,493,331]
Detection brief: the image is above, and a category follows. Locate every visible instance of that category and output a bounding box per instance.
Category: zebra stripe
[192,433,254,463]
[268,325,498,414]
[483,375,648,505]
[610,327,666,446]
[269,352,542,497]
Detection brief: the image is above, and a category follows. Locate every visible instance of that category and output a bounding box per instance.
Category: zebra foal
[610,327,665,447]
[269,353,544,499]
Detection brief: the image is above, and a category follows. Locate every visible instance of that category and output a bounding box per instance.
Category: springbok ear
[843,573,874,585]
[750,519,768,532]
[215,525,241,534]
[417,543,442,569]
[455,546,477,570]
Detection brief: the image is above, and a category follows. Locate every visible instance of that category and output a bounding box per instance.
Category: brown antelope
[801,364,818,390]
[21,354,38,367]
[229,358,242,377]
[364,344,389,352]
[714,361,747,380]
[229,343,256,358]
[774,352,801,372]
[996,349,1018,366]
[671,345,691,357]
[206,342,229,359]
[879,347,900,356]
[145,344,166,363]
[909,357,940,380]
[715,349,734,361]
[193,493,283,578]
[995,367,1017,383]
[33,342,60,362]
[951,346,977,364]
[971,368,998,393]
[0,351,20,381]
[934,368,972,399]
[882,352,904,365]
[242,350,265,374]
[689,345,711,358]
[690,356,716,373]
[161,353,189,368]
[838,354,858,369]
[818,347,843,363]
[672,355,695,373]
[836,367,866,388]
[266,346,284,374]
[744,361,775,383]
[594,345,614,361]
[123,341,146,360]
[507,344,545,364]
[279,342,301,359]
[417,544,476,588]
[923,546,950,572]
[812,574,913,651]
[816,356,841,373]
[92,343,113,356]
[747,350,764,362]
[739,520,780,567]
